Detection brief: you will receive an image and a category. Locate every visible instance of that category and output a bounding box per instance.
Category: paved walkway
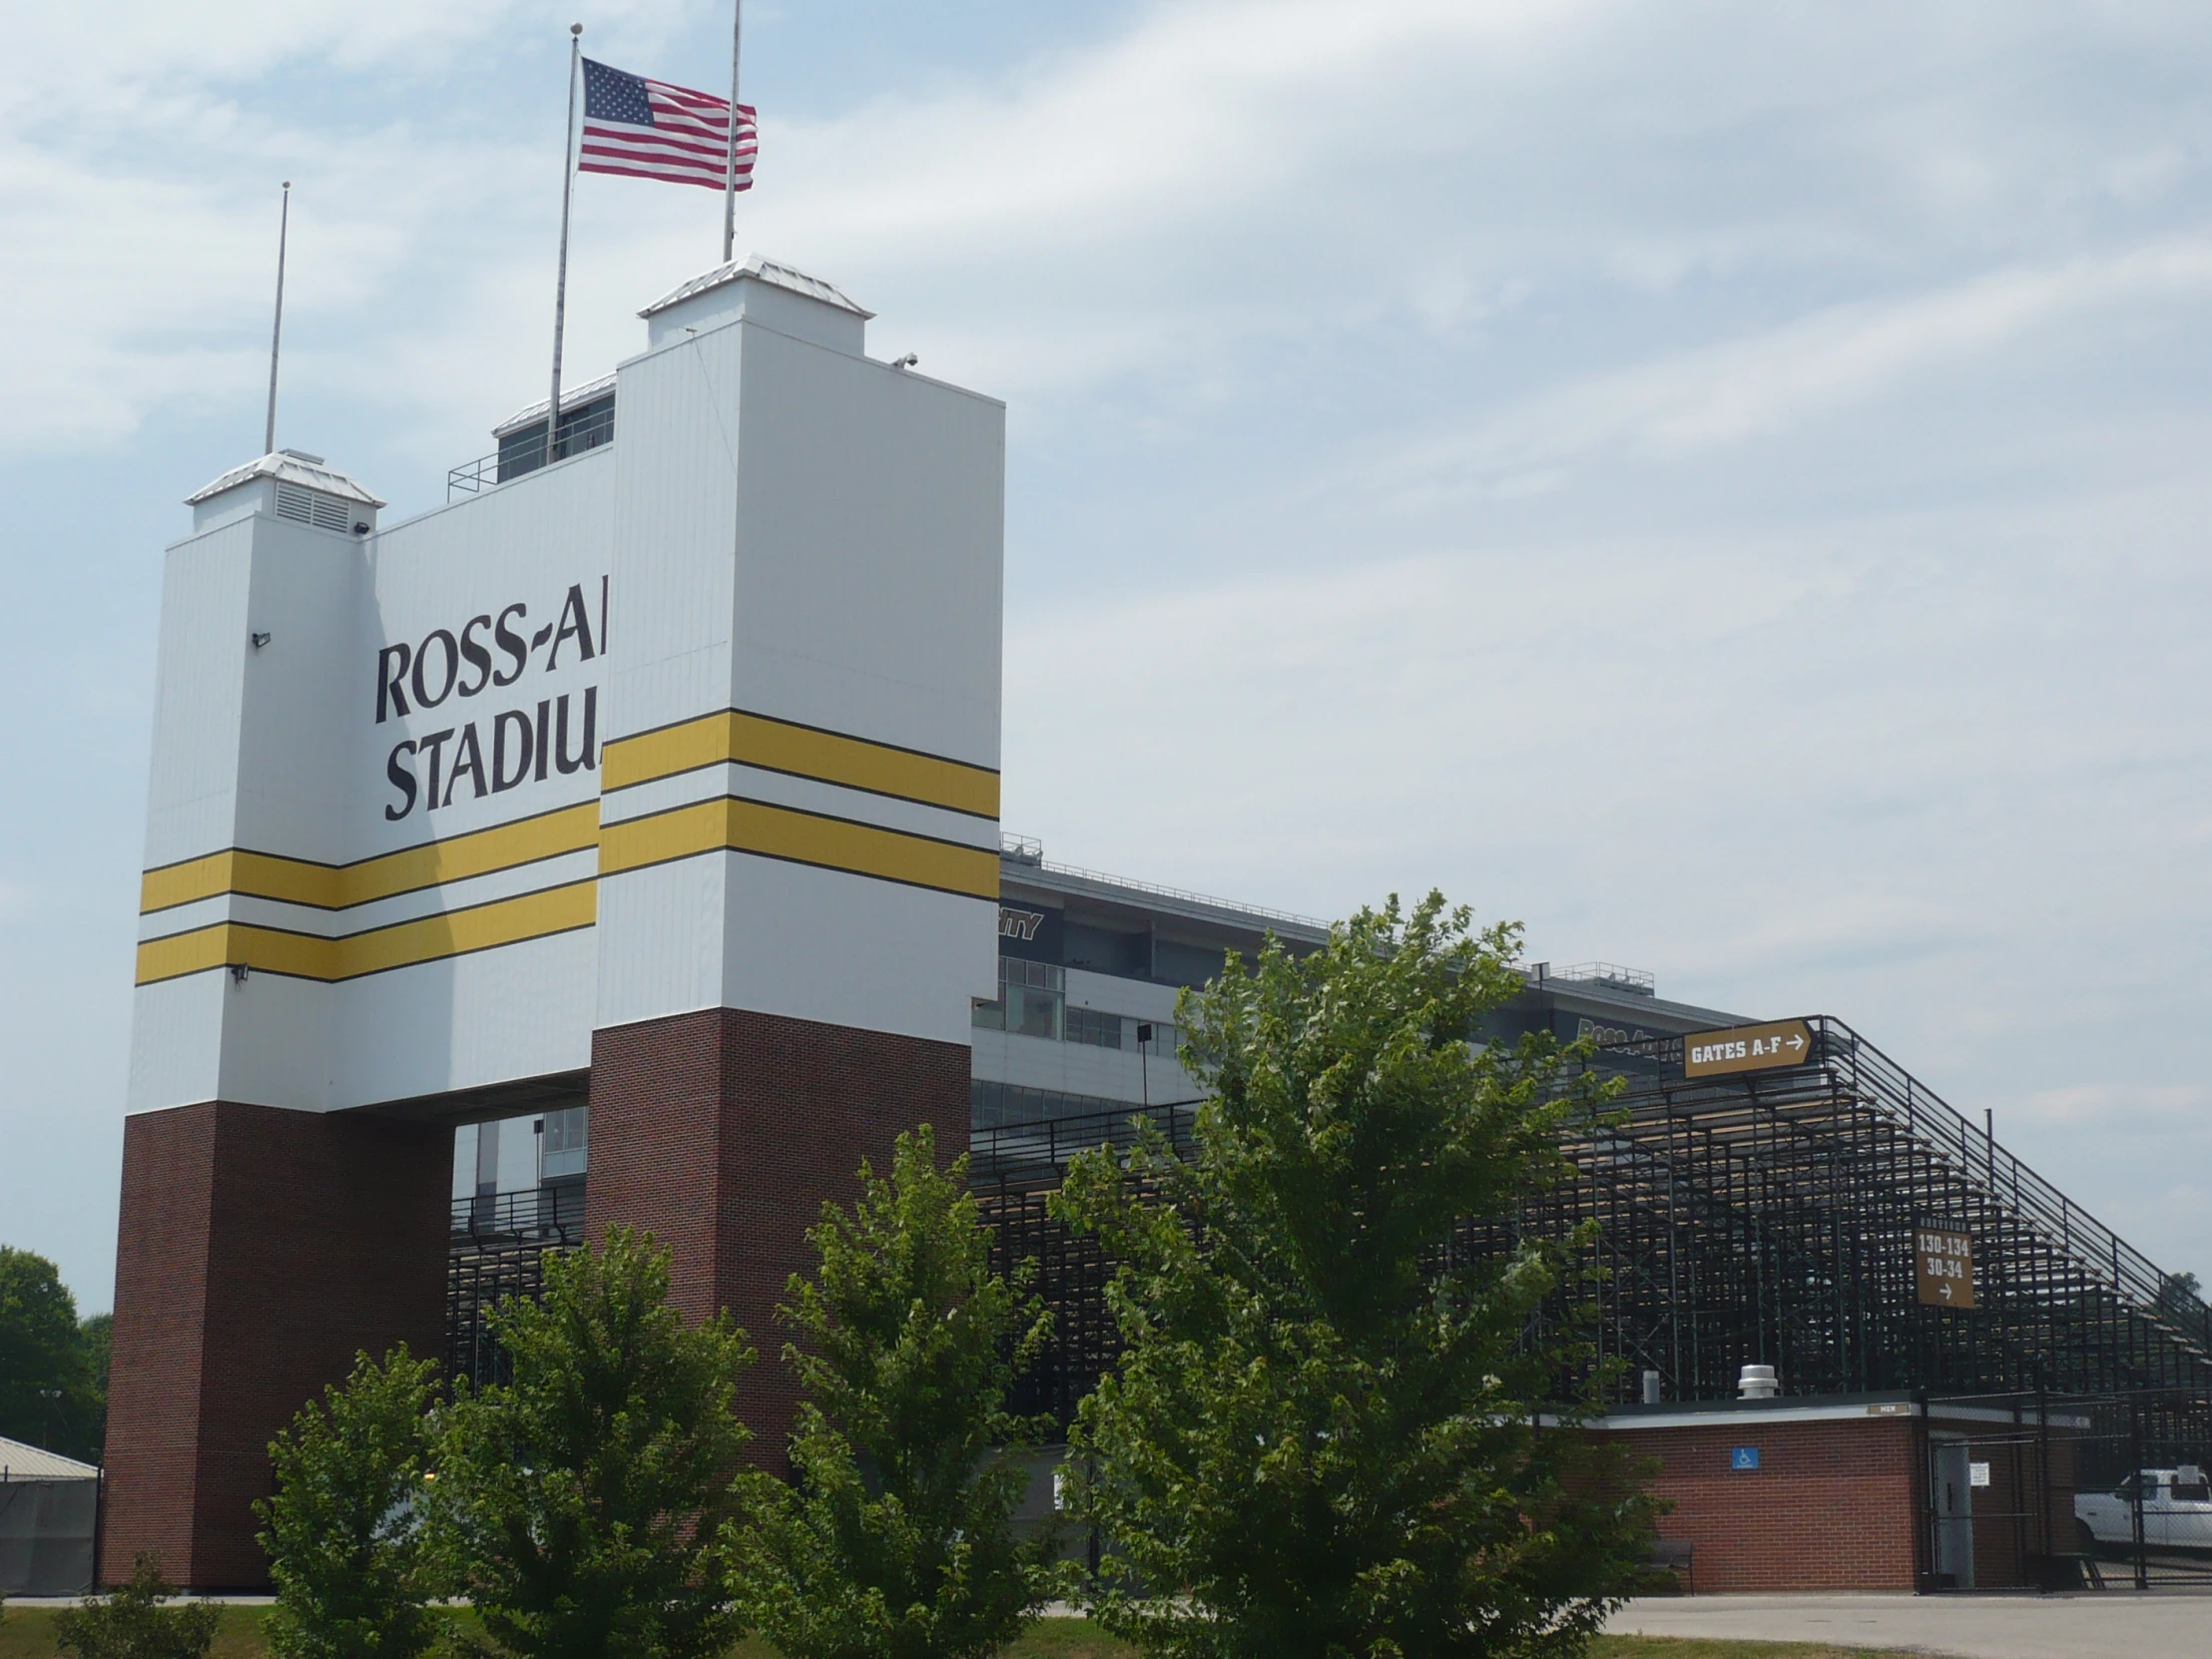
[1606,1591,2207,1658]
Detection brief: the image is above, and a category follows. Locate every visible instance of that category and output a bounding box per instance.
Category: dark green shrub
[54,1554,220,1659]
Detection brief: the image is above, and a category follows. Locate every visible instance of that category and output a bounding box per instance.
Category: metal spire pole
[549,24,583,467]
[264,181,290,457]
[722,0,743,264]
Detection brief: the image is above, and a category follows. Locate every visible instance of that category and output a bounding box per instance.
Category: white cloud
[1373,238,2212,500]
[2016,1083,2212,1125]
[14,0,2212,1295]
[13,0,2212,466]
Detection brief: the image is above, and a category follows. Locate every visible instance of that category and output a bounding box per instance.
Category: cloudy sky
[5,0,2211,1309]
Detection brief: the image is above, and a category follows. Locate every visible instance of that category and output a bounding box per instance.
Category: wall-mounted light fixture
[230,963,251,986]
[251,631,272,649]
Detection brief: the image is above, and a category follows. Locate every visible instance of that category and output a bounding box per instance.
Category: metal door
[1932,1437,1975,1589]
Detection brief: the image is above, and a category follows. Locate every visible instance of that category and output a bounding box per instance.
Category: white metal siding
[129,267,1005,1114]
[731,327,1005,771]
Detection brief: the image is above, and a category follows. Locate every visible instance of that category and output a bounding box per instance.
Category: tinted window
[1066,1006,1124,1048]
[1153,938,1226,988]
[1064,921,1147,976]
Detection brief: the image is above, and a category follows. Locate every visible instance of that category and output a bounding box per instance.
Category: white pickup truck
[2075,1466,2212,1550]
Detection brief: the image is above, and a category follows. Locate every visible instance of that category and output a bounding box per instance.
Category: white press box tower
[107,260,1006,1588]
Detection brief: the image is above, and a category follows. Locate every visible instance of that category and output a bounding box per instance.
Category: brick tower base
[587,1008,971,1462]
[101,1102,452,1590]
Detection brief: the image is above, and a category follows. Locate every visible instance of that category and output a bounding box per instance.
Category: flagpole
[549,23,583,467]
[722,0,743,264]
[264,181,290,457]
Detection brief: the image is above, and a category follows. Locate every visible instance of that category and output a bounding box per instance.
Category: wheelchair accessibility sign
[1731,1445,1761,1471]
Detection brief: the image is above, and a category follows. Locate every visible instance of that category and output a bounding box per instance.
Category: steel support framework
[964,1017,2212,1428]
[446,1019,2212,1429]
[446,1187,584,1387]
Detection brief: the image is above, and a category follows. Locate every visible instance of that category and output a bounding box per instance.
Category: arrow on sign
[1785,1033,1806,1055]
[1915,1227,1976,1310]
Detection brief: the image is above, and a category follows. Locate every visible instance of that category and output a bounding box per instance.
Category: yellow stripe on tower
[136,715,995,928]
[334,878,597,976]
[599,796,998,900]
[601,709,1000,820]
[133,922,243,985]
[138,803,603,914]
[133,881,599,986]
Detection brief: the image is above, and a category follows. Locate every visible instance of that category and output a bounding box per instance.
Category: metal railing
[1596,1016,2212,1363]
[970,1100,1200,1190]
[1555,961,1658,995]
[997,835,1328,934]
[450,1185,586,1249]
[1814,1019,2212,1362]
[447,406,616,501]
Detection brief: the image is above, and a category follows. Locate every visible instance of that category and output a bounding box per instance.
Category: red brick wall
[102,1102,451,1590]
[587,1008,970,1466]
[1612,1416,1921,1592]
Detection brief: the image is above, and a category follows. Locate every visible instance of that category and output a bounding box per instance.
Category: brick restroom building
[1589,1391,2088,1592]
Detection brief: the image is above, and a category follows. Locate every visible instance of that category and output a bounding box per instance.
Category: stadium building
[110,260,2212,1597]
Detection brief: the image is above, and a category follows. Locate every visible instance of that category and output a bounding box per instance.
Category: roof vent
[276,481,354,532]
[1738,1363,1779,1400]
[185,452,384,536]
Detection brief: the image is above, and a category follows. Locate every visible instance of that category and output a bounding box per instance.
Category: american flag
[579,58,756,192]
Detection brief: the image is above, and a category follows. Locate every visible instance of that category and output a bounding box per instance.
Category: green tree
[736,1125,1067,1659]
[257,1347,445,1659]
[1055,892,1660,1659]
[0,1247,98,1459]
[430,1227,752,1659]
[77,1311,113,1460]
[54,1554,220,1659]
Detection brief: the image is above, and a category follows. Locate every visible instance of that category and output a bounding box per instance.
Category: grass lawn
[1,1607,1915,1659]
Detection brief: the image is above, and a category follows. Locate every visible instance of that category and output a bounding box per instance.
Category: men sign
[1916,1228,1976,1310]
[1683,1019,1813,1079]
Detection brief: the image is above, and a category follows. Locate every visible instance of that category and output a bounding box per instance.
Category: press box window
[1066,1006,1124,1048]
[539,1105,588,1180]
[973,957,1063,1040]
